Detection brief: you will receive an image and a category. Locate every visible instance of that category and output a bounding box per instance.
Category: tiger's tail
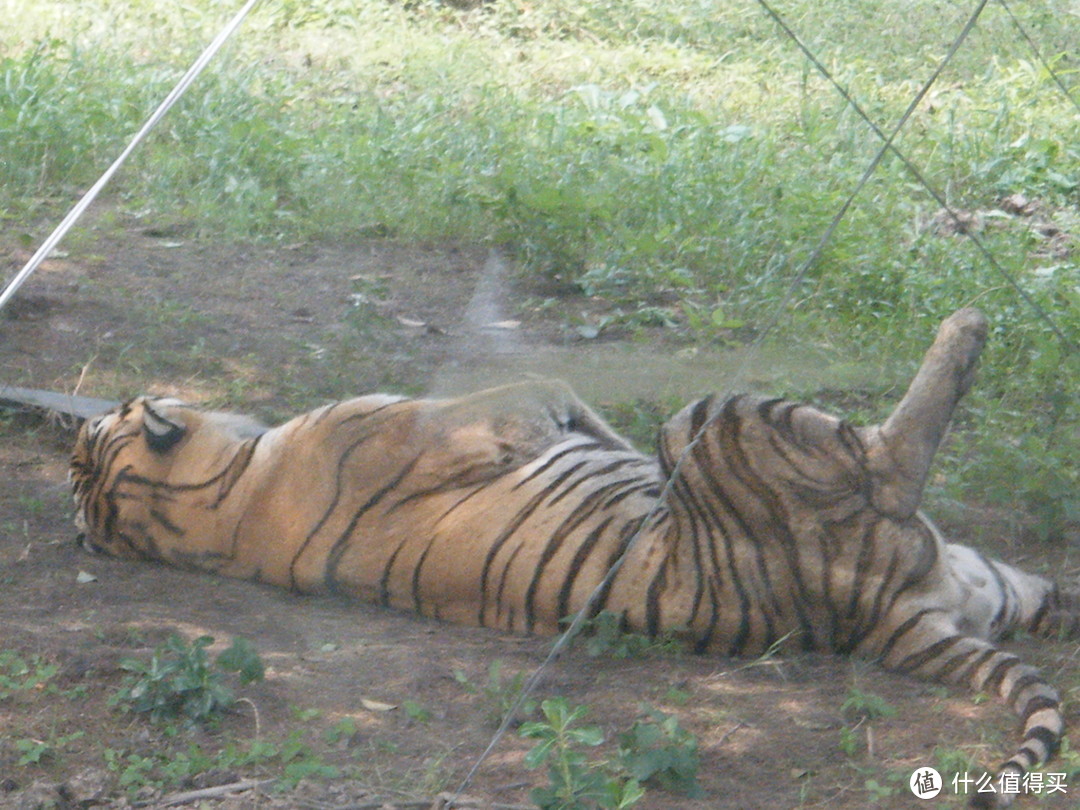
[962,647,1061,809]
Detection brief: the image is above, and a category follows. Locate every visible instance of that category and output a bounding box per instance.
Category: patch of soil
[1,223,1078,809]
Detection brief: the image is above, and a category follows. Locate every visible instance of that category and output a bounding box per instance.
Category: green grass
[1,0,1077,534]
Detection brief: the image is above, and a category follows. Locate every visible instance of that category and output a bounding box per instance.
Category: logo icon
[910,767,943,799]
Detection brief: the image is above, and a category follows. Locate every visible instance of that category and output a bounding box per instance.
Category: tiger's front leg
[943,543,1059,641]
[408,380,637,488]
[442,379,634,451]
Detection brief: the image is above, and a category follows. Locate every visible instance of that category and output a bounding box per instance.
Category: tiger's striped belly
[309,437,671,635]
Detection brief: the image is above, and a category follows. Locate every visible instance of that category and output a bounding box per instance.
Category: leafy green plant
[839,688,897,758]
[111,634,264,725]
[863,777,901,802]
[616,706,702,797]
[838,725,862,759]
[520,697,643,810]
[277,729,341,787]
[561,611,685,659]
[324,716,358,745]
[103,748,157,795]
[103,732,334,798]
[0,650,60,699]
[402,699,432,723]
[841,688,897,722]
[454,659,537,726]
[15,731,84,766]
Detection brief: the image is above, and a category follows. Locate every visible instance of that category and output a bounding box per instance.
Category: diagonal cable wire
[0,0,262,316]
[997,0,1080,115]
[756,0,1077,354]
[448,0,997,801]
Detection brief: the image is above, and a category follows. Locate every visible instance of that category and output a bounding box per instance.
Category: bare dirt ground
[1,221,1078,809]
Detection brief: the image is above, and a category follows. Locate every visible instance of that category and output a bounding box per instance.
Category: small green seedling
[112,634,264,725]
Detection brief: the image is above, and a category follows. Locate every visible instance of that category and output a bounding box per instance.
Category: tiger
[70,308,1075,809]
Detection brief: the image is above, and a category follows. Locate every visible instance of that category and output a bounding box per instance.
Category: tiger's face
[71,398,171,557]
[70,396,266,558]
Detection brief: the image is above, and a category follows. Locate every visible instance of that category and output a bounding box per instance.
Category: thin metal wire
[0,0,262,315]
[997,0,1080,115]
[757,0,1077,355]
[449,0,996,800]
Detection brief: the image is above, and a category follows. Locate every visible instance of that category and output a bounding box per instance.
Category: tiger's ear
[142,400,187,453]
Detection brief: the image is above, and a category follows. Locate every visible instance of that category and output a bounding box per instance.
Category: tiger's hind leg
[935,542,1075,806]
[945,541,1080,641]
[1027,581,1080,640]
[876,600,1062,807]
[871,610,1062,809]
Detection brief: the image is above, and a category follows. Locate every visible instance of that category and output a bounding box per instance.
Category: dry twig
[134,778,271,807]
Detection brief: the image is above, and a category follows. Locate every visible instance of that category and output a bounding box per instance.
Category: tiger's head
[70,396,267,558]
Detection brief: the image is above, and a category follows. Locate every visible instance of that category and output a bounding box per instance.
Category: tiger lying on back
[70,309,1076,809]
